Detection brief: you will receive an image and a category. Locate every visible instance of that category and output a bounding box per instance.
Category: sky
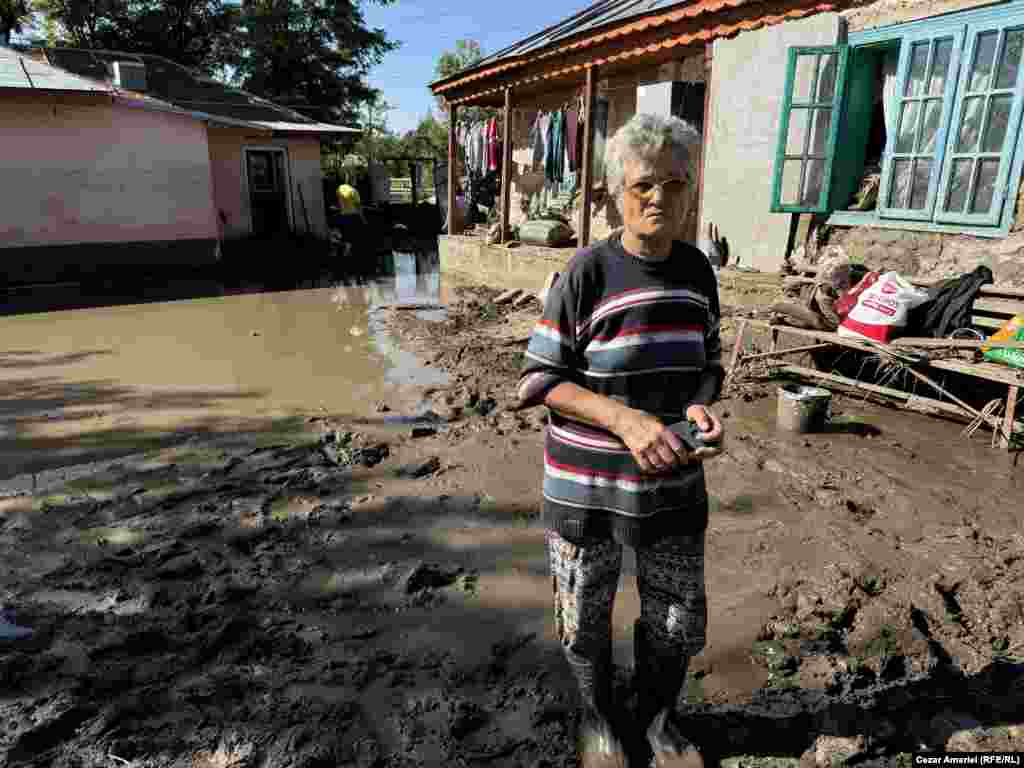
[363,0,584,135]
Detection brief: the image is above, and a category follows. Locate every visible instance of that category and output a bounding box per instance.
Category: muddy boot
[633,621,703,768]
[567,648,629,768]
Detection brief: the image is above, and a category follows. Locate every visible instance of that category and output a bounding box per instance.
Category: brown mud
[2,271,1023,768]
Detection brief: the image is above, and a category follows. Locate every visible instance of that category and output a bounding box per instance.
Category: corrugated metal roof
[472,0,689,68]
[0,45,109,93]
[42,48,361,133]
[442,0,834,104]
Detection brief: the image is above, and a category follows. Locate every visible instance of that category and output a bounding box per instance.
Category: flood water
[0,250,449,480]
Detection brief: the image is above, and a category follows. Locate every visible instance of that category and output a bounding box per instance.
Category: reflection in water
[0,248,448,477]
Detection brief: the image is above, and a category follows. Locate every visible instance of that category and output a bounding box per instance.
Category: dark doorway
[246,149,290,237]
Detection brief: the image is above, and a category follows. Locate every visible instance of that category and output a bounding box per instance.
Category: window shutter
[770,46,849,213]
[878,27,965,221]
[935,22,1024,226]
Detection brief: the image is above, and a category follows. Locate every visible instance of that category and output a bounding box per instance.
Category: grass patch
[863,624,899,658]
[857,572,886,597]
[80,526,146,547]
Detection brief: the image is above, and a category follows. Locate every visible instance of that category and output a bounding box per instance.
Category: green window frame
[876,27,964,221]
[771,0,1024,235]
[935,23,1024,225]
[770,46,849,213]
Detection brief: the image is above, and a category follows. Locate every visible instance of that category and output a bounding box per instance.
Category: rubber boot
[566,648,629,768]
[633,621,704,768]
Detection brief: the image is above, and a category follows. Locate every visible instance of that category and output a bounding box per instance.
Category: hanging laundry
[566,108,579,173]
[487,118,499,172]
[545,110,565,185]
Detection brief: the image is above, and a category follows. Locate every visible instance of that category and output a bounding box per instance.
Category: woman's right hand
[613,408,688,474]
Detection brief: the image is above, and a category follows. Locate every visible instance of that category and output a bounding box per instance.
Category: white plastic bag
[838,271,930,343]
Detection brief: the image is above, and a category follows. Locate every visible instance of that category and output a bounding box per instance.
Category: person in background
[516,113,724,768]
[336,178,369,258]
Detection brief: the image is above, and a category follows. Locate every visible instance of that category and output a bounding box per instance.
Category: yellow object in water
[337,184,361,214]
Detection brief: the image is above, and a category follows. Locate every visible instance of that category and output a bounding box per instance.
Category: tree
[226,0,398,125]
[32,0,397,123]
[1,0,30,46]
[432,38,482,113]
[401,111,447,159]
[32,0,235,69]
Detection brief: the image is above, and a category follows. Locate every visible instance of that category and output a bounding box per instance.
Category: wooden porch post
[448,103,459,235]
[695,42,713,237]
[410,161,418,206]
[580,65,599,248]
[501,87,514,243]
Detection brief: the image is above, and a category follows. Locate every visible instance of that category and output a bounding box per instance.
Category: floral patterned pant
[547,529,707,662]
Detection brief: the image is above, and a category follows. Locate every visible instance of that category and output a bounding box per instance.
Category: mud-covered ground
[2,273,1023,768]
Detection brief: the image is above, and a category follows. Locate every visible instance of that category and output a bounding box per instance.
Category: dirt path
[2,275,1023,768]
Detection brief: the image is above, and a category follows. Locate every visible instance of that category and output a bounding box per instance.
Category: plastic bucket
[777,384,832,433]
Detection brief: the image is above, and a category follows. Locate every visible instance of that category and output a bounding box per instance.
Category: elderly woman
[516,113,724,768]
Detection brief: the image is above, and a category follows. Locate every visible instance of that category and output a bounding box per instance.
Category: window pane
[781,159,803,205]
[890,159,913,208]
[970,31,999,92]
[956,96,985,152]
[909,158,932,210]
[803,158,825,206]
[816,54,837,102]
[996,28,1024,89]
[928,38,954,95]
[919,99,942,153]
[945,158,973,213]
[982,94,1013,152]
[970,158,1000,213]
[906,42,929,97]
[809,108,832,155]
[786,109,808,155]
[895,101,920,153]
[793,54,817,102]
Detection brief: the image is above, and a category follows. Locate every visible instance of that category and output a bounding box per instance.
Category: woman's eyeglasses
[627,176,690,201]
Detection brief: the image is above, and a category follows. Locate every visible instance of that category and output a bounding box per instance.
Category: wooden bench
[732,280,1024,449]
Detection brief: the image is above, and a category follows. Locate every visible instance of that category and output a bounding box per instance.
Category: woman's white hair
[604,113,701,199]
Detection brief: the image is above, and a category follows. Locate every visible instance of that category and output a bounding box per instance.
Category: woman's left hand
[685,405,725,461]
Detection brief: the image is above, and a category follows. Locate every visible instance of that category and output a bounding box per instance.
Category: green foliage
[0,0,30,45]
[863,624,898,658]
[432,38,495,125]
[31,0,397,124]
[30,0,237,69]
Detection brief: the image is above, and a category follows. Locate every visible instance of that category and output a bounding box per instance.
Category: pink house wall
[207,129,327,239]
[0,96,218,248]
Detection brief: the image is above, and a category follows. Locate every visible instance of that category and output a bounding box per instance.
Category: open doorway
[245,148,292,237]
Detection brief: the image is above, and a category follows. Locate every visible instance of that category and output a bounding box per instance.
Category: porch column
[695,42,713,235]
[580,65,599,247]
[500,87,514,243]
[448,103,459,235]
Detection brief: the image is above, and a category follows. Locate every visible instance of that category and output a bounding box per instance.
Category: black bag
[906,265,994,337]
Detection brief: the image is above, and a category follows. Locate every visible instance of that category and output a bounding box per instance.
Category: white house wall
[700,12,842,273]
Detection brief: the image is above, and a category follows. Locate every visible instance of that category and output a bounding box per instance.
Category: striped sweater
[517,234,723,544]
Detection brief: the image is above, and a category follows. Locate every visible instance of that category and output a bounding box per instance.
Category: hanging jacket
[907,265,995,338]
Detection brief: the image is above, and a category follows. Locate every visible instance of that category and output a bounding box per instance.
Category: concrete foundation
[824,226,1024,288]
[439,235,574,294]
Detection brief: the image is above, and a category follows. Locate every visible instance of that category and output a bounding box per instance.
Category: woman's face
[620,147,692,241]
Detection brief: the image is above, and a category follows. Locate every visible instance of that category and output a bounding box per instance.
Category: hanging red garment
[487,118,499,172]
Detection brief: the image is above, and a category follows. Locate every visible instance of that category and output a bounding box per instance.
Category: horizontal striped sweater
[517,234,723,544]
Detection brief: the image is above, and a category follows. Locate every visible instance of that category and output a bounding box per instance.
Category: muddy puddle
[3,271,1024,767]
[0,251,448,481]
